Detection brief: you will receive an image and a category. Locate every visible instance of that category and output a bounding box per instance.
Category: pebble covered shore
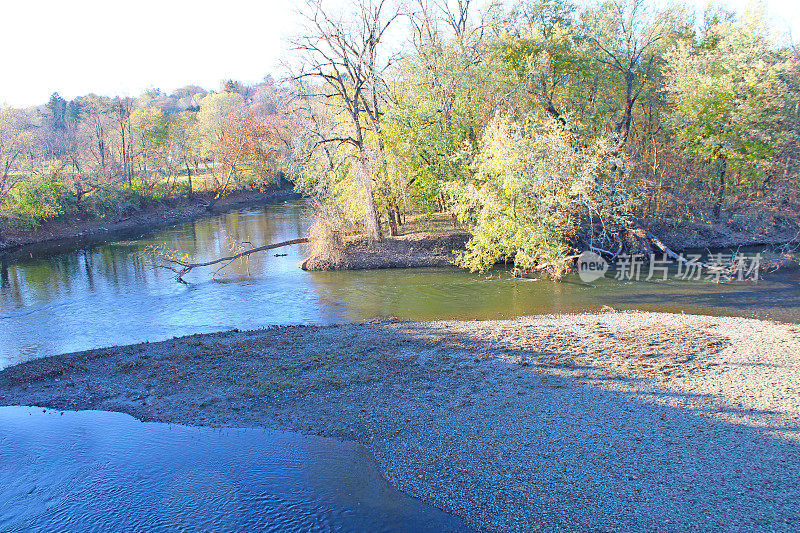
[2,311,799,532]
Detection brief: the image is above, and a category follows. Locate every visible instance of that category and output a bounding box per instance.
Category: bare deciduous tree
[0,108,30,204]
[291,0,402,242]
[0,108,32,243]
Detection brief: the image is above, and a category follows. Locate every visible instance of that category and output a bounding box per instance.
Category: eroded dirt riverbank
[301,216,799,271]
[0,189,300,258]
[2,311,799,531]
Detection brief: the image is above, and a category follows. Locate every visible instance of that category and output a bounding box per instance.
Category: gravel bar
[2,311,799,532]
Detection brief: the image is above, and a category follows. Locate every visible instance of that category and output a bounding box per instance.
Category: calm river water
[0,407,471,532]
[2,199,799,368]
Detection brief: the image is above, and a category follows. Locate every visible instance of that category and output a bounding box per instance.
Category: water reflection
[306,267,800,323]
[0,202,327,367]
[1,199,799,368]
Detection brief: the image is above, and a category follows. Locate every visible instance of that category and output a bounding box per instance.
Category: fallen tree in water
[145,238,309,283]
[594,222,798,282]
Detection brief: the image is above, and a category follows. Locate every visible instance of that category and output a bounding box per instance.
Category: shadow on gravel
[371,320,800,532]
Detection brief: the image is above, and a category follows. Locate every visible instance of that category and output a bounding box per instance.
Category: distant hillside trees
[0,78,291,231]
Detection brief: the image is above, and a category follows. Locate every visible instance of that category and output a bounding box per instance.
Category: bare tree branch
[146,238,310,283]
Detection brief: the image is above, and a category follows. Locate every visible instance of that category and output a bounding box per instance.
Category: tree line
[0,77,288,236]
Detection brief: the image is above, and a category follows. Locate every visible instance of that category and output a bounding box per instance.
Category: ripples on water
[0,407,472,532]
[1,199,799,368]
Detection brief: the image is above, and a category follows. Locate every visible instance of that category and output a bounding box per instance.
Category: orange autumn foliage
[216,113,288,189]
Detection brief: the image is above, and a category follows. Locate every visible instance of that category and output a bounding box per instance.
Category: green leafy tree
[46,92,67,131]
[387,0,499,215]
[8,164,71,227]
[445,115,608,275]
[387,41,490,214]
[130,107,170,180]
[500,0,590,125]
[665,9,786,217]
[195,91,244,163]
[582,0,665,156]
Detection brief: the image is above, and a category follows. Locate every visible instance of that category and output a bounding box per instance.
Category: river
[2,199,799,532]
[0,406,471,532]
[2,199,799,369]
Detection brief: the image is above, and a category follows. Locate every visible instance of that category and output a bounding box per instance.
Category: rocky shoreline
[2,311,799,532]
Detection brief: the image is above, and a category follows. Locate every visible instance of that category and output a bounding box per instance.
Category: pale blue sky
[1,0,798,107]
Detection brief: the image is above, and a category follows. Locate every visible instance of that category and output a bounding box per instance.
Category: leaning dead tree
[144,238,309,283]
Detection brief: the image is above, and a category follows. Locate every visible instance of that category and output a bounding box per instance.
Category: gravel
[2,311,799,532]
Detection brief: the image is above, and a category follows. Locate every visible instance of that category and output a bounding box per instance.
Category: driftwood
[512,254,581,280]
[583,223,797,281]
[147,237,309,282]
[644,230,725,274]
[533,254,581,273]
[619,226,654,256]
[620,219,726,275]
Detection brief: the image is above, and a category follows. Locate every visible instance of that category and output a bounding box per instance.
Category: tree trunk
[713,157,727,219]
[121,121,130,187]
[186,161,193,195]
[387,209,399,236]
[544,104,567,127]
[357,150,381,242]
[360,91,392,242]
[608,73,636,173]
